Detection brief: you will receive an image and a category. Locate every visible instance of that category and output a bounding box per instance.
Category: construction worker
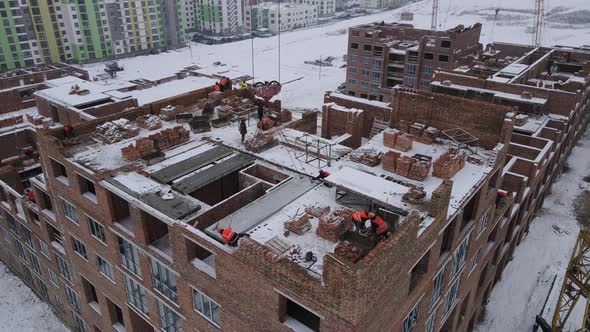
[240,81,250,89]
[214,82,221,92]
[239,119,247,143]
[218,227,239,246]
[370,215,389,240]
[63,124,74,138]
[314,169,330,180]
[220,76,232,91]
[257,102,264,121]
[352,210,374,233]
[25,189,35,203]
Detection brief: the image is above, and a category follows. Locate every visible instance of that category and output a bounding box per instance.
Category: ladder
[369,117,390,139]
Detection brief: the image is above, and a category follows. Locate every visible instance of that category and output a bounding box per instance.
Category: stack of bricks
[160,105,183,121]
[26,114,45,126]
[514,114,529,126]
[390,124,438,146]
[402,186,427,204]
[383,151,432,181]
[304,206,330,218]
[350,152,382,167]
[284,214,311,235]
[334,241,365,263]
[433,150,466,179]
[316,208,354,242]
[0,115,23,128]
[121,126,190,161]
[416,127,439,145]
[136,114,163,130]
[96,119,140,144]
[382,129,414,152]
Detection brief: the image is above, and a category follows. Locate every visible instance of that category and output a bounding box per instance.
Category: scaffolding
[292,133,333,169]
[440,128,480,154]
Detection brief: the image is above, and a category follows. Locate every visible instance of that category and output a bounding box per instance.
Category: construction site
[0,0,588,330]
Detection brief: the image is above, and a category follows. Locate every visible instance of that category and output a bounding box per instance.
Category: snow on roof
[328,166,410,208]
[328,92,391,108]
[513,115,549,134]
[431,81,547,105]
[111,171,163,195]
[389,48,407,55]
[35,81,114,107]
[45,76,87,87]
[498,63,529,75]
[144,140,217,174]
[128,76,215,105]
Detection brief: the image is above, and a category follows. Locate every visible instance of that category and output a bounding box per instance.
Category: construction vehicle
[251,81,281,101]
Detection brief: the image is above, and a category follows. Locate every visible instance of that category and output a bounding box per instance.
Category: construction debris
[403,186,427,204]
[243,131,277,153]
[334,241,365,263]
[350,151,382,167]
[121,126,189,161]
[284,214,311,235]
[95,119,139,144]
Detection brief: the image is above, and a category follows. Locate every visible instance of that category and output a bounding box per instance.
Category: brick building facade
[0,42,587,332]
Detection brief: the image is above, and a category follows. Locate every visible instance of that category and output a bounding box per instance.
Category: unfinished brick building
[344,21,482,102]
[0,41,587,332]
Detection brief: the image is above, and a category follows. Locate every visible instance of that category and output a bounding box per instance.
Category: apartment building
[0,0,44,70]
[359,0,408,10]
[0,42,587,332]
[194,0,244,37]
[245,2,318,34]
[294,0,335,17]
[345,22,481,102]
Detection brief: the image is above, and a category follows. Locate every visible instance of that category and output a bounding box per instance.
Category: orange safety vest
[221,228,236,243]
[352,211,370,223]
[372,216,388,235]
[214,84,221,91]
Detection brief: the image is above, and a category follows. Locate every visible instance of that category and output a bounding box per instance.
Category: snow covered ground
[474,128,590,332]
[0,263,67,332]
[80,0,590,109]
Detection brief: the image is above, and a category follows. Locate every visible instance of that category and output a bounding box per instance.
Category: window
[361,81,369,88]
[72,238,87,260]
[364,56,370,65]
[16,240,26,259]
[125,275,149,314]
[66,285,81,312]
[22,264,33,284]
[88,217,106,243]
[372,59,382,70]
[193,288,220,326]
[350,54,357,63]
[97,255,114,281]
[363,44,371,51]
[73,312,86,332]
[405,77,415,87]
[78,175,97,203]
[38,239,49,260]
[350,42,358,49]
[450,234,470,278]
[439,54,449,62]
[37,278,48,300]
[56,296,65,311]
[50,159,68,184]
[424,53,434,60]
[431,267,445,307]
[48,269,59,286]
[362,69,369,77]
[281,295,320,332]
[30,252,42,274]
[469,247,480,274]
[476,210,488,237]
[425,311,437,332]
[56,255,72,282]
[372,71,381,81]
[441,40,451,48]
[157,300,182,332]
[424,66,433,74]
[118,236,141,276]
[410,250,429,292]
[444,274,462,314]
[61,199,78,223]
[440,219,455,256]
[21,225,33,248]
[420,80,430,88]
[348,66,357,74]
[406,64,417,76]
[6,213,17,232]
[151,259,178,303]
[348,79,356,85]
[403,301,419,332]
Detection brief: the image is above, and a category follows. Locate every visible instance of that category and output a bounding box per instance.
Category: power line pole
[532,0,545,46]
[431,0,439,31]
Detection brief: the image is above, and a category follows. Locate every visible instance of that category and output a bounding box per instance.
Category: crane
[431,0,439,31]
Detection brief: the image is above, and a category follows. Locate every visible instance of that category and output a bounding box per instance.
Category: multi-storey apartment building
[345,22,481,102]
[0,41,587,332]
[245,2,318,34]
[194,0,244,37]
[294,0,334,17]
[0,0,44,70]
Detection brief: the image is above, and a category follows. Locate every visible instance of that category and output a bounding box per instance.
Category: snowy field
[474,128,590,332]
[81,0,590,109]
[0,263,67,332]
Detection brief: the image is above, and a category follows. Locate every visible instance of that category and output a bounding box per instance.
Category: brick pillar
[429,180,453,220]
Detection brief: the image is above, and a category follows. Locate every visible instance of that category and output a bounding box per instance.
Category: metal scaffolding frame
[440,128,480,154]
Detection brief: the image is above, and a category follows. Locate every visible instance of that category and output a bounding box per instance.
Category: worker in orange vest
[63,124,74,138]
[314,169,330,180]
[370,215,389,240]
[352,210,374,233]
[214,82,221,92]
[217,227,240,246]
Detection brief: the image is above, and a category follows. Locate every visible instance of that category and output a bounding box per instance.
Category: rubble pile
[433,149,466,179]
[350,151,382,167]
[96,119,139,144]
[121,126,190,161]
[284,214,311,235]
[136,114,162,130]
